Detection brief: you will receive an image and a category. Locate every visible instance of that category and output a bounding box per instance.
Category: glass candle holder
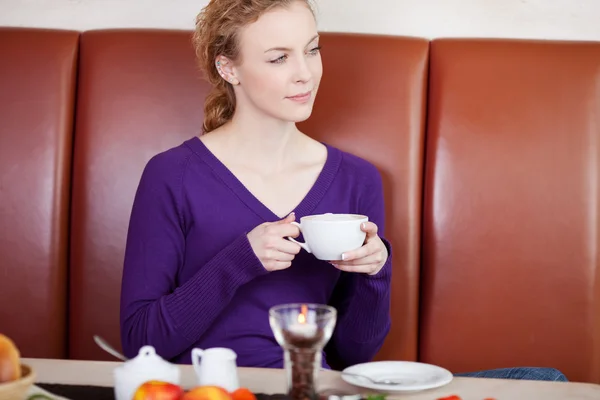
[269,303,337,400]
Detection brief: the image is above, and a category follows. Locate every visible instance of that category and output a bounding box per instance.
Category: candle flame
[297,304,308,324]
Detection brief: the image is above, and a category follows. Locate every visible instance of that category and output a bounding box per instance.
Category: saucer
[341,361,453,392]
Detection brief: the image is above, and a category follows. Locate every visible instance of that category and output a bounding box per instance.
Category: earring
[217,62,238,85]
[216,60,231,83]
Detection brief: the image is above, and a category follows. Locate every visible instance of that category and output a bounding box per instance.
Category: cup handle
[191,348,204,374]
[287,221,311,253]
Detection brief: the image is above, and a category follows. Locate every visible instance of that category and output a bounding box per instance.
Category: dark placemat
[36,383,291,400]
[37,383,114,400]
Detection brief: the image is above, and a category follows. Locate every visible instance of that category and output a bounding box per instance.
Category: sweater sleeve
[119,152,268,360]
[325,165,392,370]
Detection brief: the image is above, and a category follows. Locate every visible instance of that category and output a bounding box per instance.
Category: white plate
[341,361,453,392]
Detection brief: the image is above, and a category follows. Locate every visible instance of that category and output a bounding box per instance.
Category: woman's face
[222,1,323,124]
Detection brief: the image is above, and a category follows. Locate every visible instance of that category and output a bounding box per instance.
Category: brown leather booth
[298,33,429,366]
[1,27,599,384]
[69,29,209,361]
[420,38,600,382]
[0,27,79,359]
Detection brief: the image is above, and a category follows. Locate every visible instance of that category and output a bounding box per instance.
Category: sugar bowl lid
[121,345,178,375]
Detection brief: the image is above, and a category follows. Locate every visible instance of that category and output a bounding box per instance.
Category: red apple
[133,380,184,400]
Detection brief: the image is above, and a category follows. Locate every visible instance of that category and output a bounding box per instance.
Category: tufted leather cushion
[420,38,600,383]
[69,29,210,360]
[0,27,79,358]
[299,33,429,363]
[68,30,428,363]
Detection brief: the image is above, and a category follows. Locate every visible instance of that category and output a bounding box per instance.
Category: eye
[269,55,287,64]
[307,46,321,56]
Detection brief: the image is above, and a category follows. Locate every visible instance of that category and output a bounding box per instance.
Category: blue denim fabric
[454,367,568,382]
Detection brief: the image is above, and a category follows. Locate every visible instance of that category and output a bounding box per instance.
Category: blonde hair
[193,0,315,133]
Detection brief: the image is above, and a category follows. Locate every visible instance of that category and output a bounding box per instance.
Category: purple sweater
[120,136,392,369]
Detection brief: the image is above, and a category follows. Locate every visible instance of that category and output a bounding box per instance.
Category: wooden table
[22,358,600,400]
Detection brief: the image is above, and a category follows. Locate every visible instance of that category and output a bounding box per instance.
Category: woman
[120,0,390,371]
[119,0,566,381]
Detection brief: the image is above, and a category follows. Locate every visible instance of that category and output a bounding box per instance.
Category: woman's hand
[247,212,301,272]
[331,221,388,275]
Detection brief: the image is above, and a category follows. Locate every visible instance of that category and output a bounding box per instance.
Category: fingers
[336,251,384,267]
[249,213,302,273]
[361,221,378,236]
[268,239,301,256]
[264,212,300,238]
[337,222,379,261]
[332,234,388,275]
[266,222,300,238]
[333,252,380,274]
[263,222,302,255]
[331,262,380,274]
[272,212,296,225]
[341,239,379,262]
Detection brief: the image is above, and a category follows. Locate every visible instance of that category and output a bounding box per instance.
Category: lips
[286,91,312,102]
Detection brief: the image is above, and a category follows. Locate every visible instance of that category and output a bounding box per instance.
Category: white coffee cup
[288,213,368,260]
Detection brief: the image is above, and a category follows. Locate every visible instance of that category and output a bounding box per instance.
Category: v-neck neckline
[186,136,342,222]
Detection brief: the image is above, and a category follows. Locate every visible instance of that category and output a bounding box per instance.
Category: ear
[215,55,239,85]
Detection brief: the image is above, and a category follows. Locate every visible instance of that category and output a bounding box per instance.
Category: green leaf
[365,394,387,400]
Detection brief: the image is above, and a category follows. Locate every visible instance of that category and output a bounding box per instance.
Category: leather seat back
[299,33,429,362]
[69,29,210,359]
[0,27,79,358]
[420,38,600,383]
[69,30,429,363]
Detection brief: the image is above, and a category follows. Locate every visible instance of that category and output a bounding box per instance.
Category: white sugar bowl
[113,345,181,400]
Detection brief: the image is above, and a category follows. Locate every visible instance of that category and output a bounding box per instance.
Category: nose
[293,57,312,83]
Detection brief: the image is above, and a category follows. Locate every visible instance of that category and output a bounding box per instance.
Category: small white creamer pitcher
[191,347,239,392]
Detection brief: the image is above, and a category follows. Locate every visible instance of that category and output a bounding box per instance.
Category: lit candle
[287,305,317,337]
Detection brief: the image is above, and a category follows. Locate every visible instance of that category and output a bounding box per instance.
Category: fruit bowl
[0,364,36,400]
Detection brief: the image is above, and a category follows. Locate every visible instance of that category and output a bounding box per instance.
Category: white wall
[1,0,600,41]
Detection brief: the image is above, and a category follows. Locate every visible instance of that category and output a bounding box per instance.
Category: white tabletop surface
[22,358,600,400]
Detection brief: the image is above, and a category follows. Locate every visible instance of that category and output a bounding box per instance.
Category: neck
[216,107,302,173]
